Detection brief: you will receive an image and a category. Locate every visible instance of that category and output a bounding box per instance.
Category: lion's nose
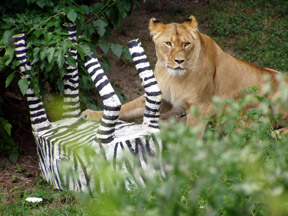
[174,59,184,64]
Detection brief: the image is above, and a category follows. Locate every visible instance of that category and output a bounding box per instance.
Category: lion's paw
[81,109,103,121]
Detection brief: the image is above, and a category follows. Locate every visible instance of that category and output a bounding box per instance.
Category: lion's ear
[183,15,198,39]
[183,15,198,29]
[149,18,165,38]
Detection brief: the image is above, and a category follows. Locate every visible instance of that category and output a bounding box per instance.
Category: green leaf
[109,7,119,25]
[33,47,40,58]
[2,17,15,26]
[123,47,132,62]
[56,48,64,68]
[34,28,45,38]
[78,35,90,42]
[117,1,131,18]
[11,60,20,69]
[66,55,77,67]
[245,108,262,118]
[26,0,36,5]
[57,80,64,93]
[67,9,77,23]
[75,43,91,60]
[18,78,29,96]
[111,44,122,58]
[46,58,55,72]
[81,5,90,14]
[9,153,18,164]
[5,72,15,88]
[91,3,103,14]
[47,47,55,63]
[3,31,13,44]
[87,103,98,110]
[36,0,53,8]
[93,19,107,37]
[4,43,14,66]
[102,57,110,75]
[0,118,12,136]
[44,32,53,42]
[102,62,110,75]
[98,42,109,54]
[40,49,49,61]
[62,40,71,53]
[31,47,40,65]
[79,74,91,90]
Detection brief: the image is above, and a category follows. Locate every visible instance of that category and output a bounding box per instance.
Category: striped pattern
[12,33,164,194]
[35,118,100,192]
[127,39,162,129]
[62,24,81,118]
[84,54,121,144]
[12,34,51,132]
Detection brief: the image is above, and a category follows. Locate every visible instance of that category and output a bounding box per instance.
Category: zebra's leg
[127,39,165,180]
[84,54,121,144]
[12,34,51,132]
[62,24,81,118]
[127,39,162,129]
[12,33,52,184]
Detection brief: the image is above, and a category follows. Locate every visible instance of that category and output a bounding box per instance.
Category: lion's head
[149,16,201,76]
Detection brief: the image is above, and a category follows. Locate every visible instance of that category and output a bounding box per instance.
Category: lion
[81,15,288,137]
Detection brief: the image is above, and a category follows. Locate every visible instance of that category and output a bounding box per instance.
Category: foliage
[3,86,288,214]
[71,79,288,216]
[0,97,21,164]
[0,0,135,102]
[0,0,138,161]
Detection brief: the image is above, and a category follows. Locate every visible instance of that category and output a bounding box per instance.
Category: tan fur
[81,16,288,137]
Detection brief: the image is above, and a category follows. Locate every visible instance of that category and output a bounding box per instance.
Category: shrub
[76,83,288,215]
[0,0,140,161]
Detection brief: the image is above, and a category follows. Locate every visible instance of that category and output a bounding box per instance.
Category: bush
[0,0,139,161]
[76,84,288,215]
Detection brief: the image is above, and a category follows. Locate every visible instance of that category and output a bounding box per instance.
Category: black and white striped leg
[62,24,81,118]
[127,39,162,129]
[12,34,51,132]
[84,54,121,144]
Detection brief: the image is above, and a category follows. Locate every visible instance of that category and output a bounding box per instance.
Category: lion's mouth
[166,66,186,76]
[167,66,185,71]
[175,66,184,70]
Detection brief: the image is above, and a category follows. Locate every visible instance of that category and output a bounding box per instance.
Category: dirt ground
[0,0,210,201]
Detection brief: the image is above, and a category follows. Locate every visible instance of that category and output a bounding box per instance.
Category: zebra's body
[12,27,164,194]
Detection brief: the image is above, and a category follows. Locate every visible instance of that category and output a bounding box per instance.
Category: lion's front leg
[118,95,146,121]
[81,109,104,121]
[186,113,208,138]
[81,95,146,122]
[186,103,216,138]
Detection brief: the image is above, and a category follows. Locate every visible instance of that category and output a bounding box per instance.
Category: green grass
[0,176,84,215]
[199,0,288,73]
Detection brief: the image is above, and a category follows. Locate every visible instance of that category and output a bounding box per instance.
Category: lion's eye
[165,41,172,47]
[184,42,191,47]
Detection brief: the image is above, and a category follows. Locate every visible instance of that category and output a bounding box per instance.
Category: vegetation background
[1,0,288,215]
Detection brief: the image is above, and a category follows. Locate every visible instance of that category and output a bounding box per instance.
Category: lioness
[81,16,288,137]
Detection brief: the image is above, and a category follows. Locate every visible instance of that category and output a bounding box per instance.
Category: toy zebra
[12,25,165,194]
